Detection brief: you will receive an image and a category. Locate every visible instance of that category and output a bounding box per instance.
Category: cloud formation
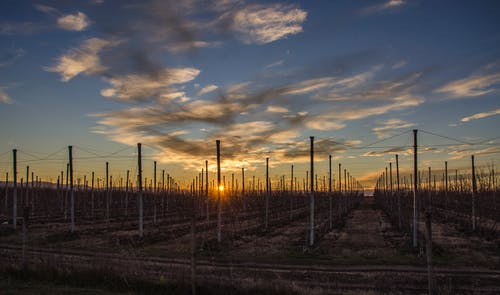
[0,46,26,67]
[435,73,500,98]
[196,84,218,96]
[228,4,307,44]
[46,37,120,81]
[57,12,91,31]
[101,67,200,102]
[372,118,415,138]
[461,108,500,122]
[0,87,13,104]
[359,0,406,15]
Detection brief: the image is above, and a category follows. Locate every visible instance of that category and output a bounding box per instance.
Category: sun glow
[218,185,225,192]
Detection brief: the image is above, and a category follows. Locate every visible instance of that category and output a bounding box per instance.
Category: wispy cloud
[0,46,26,67]
[372,118,415,138]
[0,22,41,35]
[101,67,200,102]
[461,108,500,122]
[359,0,407,15]
[362,147,409,157]
[46,37,120,81]
[228,4,307,44]
[196,84,218,96]
[33,4,58,15]
[435,73,500,98]
[266,105,289,113]
[57,12,91,31]
[0,87,14,104]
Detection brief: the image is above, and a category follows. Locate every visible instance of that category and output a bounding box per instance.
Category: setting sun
[218,185,225,192]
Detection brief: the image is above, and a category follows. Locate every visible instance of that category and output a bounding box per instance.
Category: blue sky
[0,0,499,189]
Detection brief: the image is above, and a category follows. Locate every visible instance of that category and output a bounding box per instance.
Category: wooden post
[396,154,401,230]
[91,172,94,219]
[65,163,69,221]
[216,140,222,243]
[4,173,8,217]
[471,155,476,231]
[106,161,109,224]
[309,136,315,247]
[190,186,197,295]
[428,167,432,210]
[68,146,74,233]
[329,154,333,229]
[138,143,143,237]
[338,163,342,192]
[445,161,448,210]
[290,165,294,220]
[265,157,270,230]
[153,161,157,225]
[205,160,209,223]
[125,170,129,217]
[413,129,418,248]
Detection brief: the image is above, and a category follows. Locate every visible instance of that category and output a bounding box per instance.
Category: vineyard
[0,132,499,294]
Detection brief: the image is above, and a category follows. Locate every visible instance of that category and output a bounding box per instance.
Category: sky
[0,0,499,190]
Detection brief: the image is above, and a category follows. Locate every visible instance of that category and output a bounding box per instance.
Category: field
[1,176,499,294]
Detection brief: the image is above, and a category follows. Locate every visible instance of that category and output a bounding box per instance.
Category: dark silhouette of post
[216,140,221,243]
[138,143,143,237]
[91,172,95,218]
[309,136,315,246]
[339,163,341,192]
[265,157,269,229]
[4,173,8,217]
[471,155,476,231]
[444,161,448,209]
[106,161,109,224]
[205,160,209,223]
[12,149,17,229]
[329,154,333,229]
[413,129,418,248]
[69,146,74,233]
[153,161,157,225]
[396,154,401,229]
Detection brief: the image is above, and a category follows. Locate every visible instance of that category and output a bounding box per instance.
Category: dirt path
[316,197,410,264]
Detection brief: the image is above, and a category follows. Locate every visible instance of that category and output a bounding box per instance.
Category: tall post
[329,154,333,229]
[91,171,95,218]
[125,170,129,217]
[12,149,17,229]
[339,163,342,192]
[444,161,448,209]
[471,155,476,231]
[161,169,165,217]
[389,162,393,192]
[216,140,222,243]
[396,154,401,229]
[4,173,8,217]
[205,160,209,223]
[396,155,400,190]
[153,161,157,225]
[413,129,418,248]
[290,164,294,220]
[138,143,143,237]
[69,146,74,233]
[309,136,315,246]
[265,157,269,229]
[106,161,109,224]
